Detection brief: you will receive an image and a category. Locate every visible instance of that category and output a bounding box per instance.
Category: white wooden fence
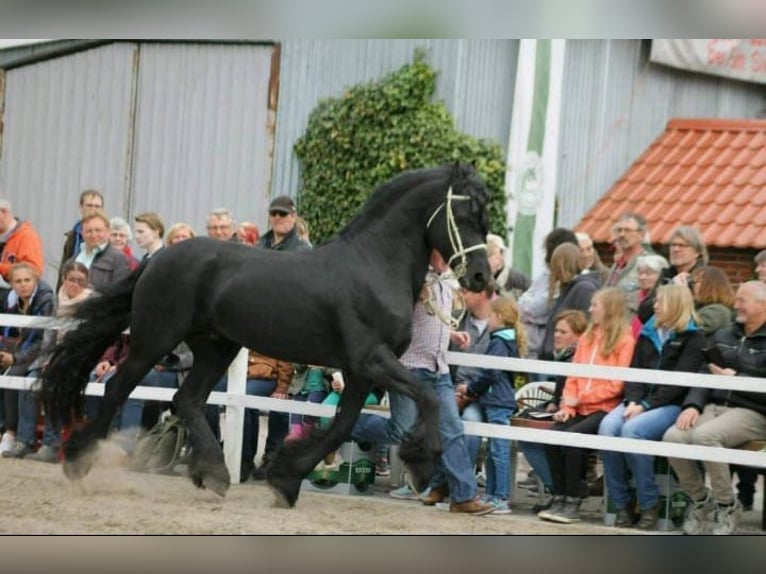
[1,314,764,487]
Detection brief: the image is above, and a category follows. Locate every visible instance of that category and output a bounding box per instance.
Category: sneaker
[26,445,60,463]
[532,494,554,515]
[682,490,715,535]
[0,432,14,454]
[375,450,391,476]
[489,498,512,515]
[449,497,495,516]
[1,441,32,459]
[475,471,487,489]
[544,496,582,524]
[375,455,390,477]
[537,495,565,521]
[389,484,431,501]
[711,501,743,535]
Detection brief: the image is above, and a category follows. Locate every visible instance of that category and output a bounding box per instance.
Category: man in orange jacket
[0,199,44,283]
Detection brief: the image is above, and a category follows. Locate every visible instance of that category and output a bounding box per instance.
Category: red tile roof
[577,118,766,249]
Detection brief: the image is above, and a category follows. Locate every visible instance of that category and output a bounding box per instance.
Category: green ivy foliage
[294,55,507,245]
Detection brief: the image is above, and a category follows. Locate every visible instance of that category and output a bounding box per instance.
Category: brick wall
[595,244,760,287]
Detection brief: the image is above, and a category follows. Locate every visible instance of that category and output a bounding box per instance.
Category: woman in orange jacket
[538,287,635,524]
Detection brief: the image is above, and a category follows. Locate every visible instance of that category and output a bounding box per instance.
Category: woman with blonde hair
[165,222,196,247]
[599,284,705,529]
[538,287,635,524]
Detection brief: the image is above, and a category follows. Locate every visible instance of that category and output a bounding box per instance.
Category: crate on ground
[301,441,376,496]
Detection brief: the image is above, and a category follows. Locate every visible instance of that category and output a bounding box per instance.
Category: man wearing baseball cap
[244,195,312,482]
[258,196,310,252]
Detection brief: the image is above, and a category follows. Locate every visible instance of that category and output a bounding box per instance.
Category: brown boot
[637,506,658,530]
[422,485,450,506]
[449,497,495,516]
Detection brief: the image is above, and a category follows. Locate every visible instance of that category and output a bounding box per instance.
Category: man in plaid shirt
[352,251,494,515]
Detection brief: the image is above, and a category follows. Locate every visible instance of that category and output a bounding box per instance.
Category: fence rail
[1,314,765,488]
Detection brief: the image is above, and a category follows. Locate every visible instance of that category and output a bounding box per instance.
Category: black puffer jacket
[683,321,766,416]
[625,317,706,410]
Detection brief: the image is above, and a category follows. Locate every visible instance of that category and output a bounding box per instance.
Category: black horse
[43,162,491,507]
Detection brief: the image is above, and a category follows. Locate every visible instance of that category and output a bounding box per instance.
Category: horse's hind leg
[359,355,442,494]
[266,372,373,508]
[63,355,158,481]
[173,334,240,497]
[384,374,442,494]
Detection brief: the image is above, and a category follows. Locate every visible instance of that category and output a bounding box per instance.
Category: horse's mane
[337,164,466,240]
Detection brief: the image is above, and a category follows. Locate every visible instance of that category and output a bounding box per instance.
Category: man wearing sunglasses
[258,196,311,252]
[244,195,311,482]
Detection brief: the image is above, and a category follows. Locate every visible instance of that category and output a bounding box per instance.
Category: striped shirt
[400,270,453,374]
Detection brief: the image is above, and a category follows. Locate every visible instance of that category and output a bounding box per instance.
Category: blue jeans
[599,403,681,510]
[352,368,477,503]
[17,369,59,448]
[482,405,514,500]
[518,441,553,490]
[461,402,484,469]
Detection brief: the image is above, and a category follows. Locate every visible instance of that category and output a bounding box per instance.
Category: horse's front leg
[170,336,241,496]
[266,371,371,508]
[172,381,230,497]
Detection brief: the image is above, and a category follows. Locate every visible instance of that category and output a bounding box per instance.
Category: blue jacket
[1,280,55,374]
[466,327,518,410]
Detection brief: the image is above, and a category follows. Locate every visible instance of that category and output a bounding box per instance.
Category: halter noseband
[426,186,487,279]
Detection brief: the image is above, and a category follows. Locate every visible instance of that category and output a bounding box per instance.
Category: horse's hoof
[202,474,229,497]
[63,456,92,481]
[266,467,301,508]
[268,481,298,508]
[408,471,431,496]
[402,459,434,495]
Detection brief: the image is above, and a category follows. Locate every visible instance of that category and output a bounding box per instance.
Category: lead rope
[421,275,466,330]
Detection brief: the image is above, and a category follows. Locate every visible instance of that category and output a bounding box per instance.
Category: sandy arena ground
[2,436,763,535]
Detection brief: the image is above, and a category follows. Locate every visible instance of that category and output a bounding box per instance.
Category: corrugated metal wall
[556,40,766,230]
[130,43,275,234]
[0,41,276,286]
[272,39,518,199]
[0,40,89,68]
[2,39,765,287]
[0,43,137,284]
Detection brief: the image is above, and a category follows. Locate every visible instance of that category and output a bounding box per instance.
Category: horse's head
[426,163,491,292]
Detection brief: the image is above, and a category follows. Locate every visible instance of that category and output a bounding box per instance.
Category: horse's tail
[43,264,147,427]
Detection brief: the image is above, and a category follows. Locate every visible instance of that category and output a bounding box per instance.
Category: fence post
[222,347,248,484]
